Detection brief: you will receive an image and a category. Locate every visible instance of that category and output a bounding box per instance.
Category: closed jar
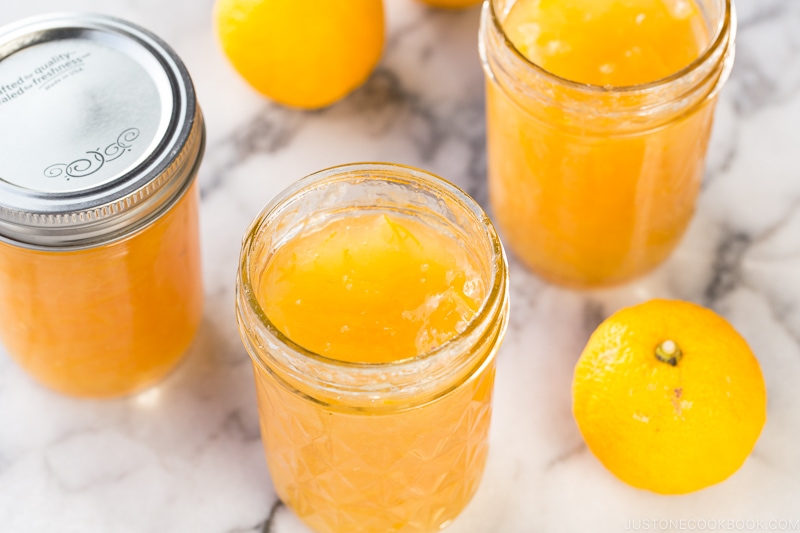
[0,14,205,397]
[480,0,735,288]
[236,163,509,533]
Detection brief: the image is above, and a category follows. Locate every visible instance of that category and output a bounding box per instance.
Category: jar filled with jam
[236,163,509,533]
[480,0,735,287]
[0,13,205,397]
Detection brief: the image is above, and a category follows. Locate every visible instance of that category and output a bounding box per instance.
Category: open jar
[236,163,509,533]
[480,0,735,288]
[0,13,205,397]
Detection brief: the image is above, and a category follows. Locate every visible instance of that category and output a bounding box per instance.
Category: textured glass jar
[236,163,509,533]
[480,0,735,288]
[0,13,205,397]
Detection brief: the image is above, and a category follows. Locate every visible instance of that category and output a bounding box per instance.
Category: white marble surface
[2,0,800,532]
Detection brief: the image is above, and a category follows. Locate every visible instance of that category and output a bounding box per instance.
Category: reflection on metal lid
[0,12,204,248]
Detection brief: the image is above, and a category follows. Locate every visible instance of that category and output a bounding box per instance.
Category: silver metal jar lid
[0,12,204,248]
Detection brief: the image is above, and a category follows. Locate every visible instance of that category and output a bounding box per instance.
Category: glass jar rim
[486,0,734,93]
[236,162,508,373]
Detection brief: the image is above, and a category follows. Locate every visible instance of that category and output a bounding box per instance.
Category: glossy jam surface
[504,0,707,86]
[252,211,495,533]
[488,0,716,287]
[0,185,203,397]
[259,213,484,363]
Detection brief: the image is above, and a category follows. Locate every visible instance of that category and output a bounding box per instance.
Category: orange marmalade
[260,213,484,363]
[237,164,509,533]
[0,14,205,396]
[0,184,203,397]
[480,0,735,287]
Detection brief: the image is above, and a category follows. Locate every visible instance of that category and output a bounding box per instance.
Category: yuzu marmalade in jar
[236,163,509,533]
[480,0,735,287]
[0,13,205,397]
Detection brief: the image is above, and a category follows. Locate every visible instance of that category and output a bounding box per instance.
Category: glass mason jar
[0,14,205,397]
[236,163,509,533]
[479,0,735,288]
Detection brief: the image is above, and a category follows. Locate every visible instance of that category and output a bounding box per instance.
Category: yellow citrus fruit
[572,299,767,494]
[417,0,483,8]
[214,0,385,109]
